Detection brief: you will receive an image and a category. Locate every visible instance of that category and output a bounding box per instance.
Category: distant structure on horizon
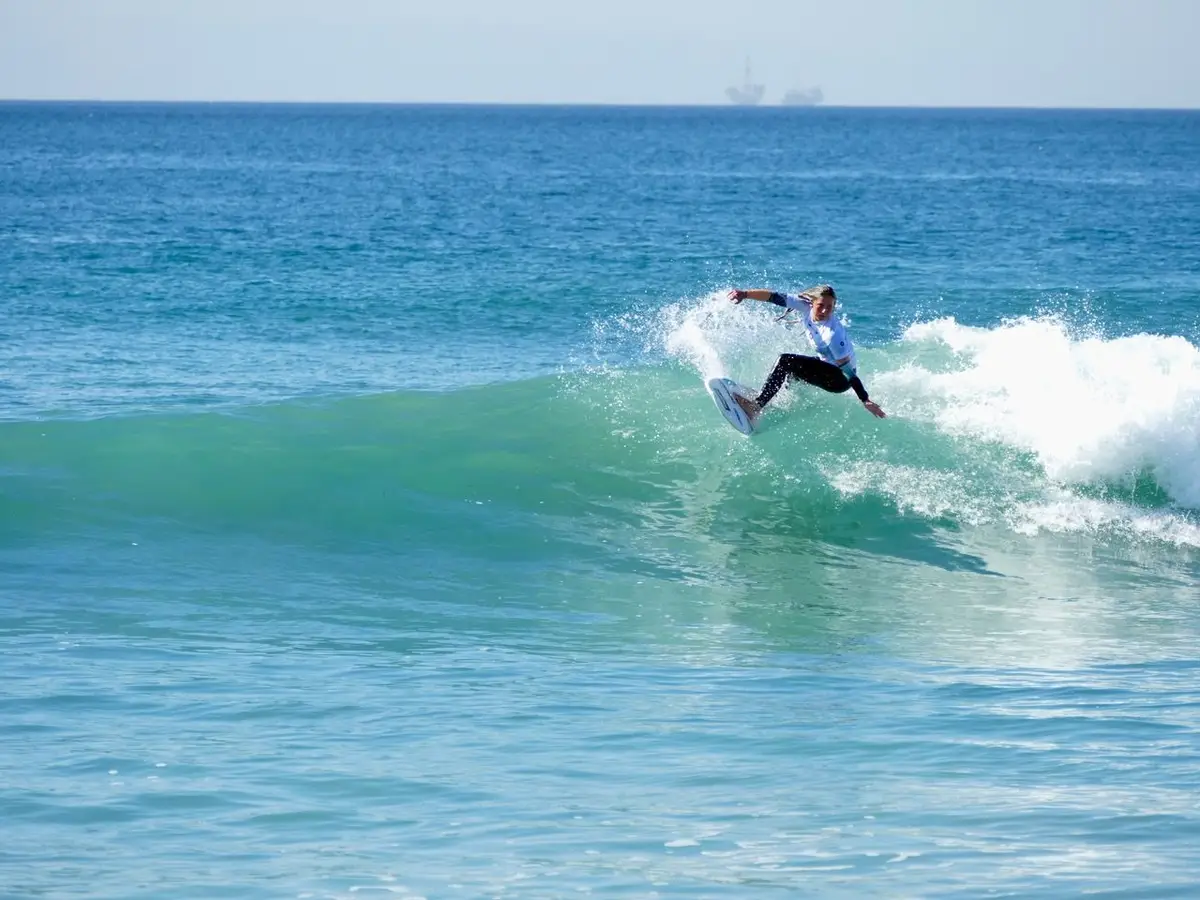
[725,58,765,106]
[781,85,824,106]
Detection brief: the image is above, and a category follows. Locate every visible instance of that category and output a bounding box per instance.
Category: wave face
[6,297,1198,566]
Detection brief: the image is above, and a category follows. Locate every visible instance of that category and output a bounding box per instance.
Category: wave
[3,297,1199,557]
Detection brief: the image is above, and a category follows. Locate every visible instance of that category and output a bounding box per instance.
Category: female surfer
[728,284,887,421]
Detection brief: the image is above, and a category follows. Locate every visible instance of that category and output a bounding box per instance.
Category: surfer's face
[812,296,835,321]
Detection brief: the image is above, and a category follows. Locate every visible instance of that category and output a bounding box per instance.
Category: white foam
[891,316,1200,508]
[1011,495,1200,548]
[831,463,1200,548]
[829,462,998,526]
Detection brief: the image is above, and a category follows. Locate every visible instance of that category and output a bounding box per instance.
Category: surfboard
[706,377,757,436]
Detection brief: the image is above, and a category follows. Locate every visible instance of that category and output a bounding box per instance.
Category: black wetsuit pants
[755,354,868,408]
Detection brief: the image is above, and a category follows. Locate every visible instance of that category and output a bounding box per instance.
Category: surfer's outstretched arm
[729,289,802,307]
[833,354,887,418]
[853,386,887,418]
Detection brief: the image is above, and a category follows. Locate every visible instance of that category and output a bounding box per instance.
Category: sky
[1,0,1197,107]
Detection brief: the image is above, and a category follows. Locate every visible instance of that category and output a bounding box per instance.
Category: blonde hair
[774,284,837,323]
[799,284,837,303]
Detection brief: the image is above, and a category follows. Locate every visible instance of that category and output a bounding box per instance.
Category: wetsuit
[755,293,871,408]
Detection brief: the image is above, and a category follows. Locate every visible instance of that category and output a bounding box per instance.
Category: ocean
[2,102,1199,898]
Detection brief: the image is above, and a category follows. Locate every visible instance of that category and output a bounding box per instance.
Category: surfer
[728,285,887,421]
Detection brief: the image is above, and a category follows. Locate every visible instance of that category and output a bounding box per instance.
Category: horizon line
[1,98,1198,113]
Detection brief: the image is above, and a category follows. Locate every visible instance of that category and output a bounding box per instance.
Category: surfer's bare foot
[734,394,760,421]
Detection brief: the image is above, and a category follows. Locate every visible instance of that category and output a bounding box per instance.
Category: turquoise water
[3,102,1200,898]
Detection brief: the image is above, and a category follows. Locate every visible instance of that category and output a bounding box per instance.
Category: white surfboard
[706,377,757,436]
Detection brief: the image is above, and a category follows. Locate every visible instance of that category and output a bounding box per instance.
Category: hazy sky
[1,0,1197,107]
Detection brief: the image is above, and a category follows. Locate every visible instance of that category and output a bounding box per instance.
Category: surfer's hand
[728,290,745,304]
[863,400,887,419]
